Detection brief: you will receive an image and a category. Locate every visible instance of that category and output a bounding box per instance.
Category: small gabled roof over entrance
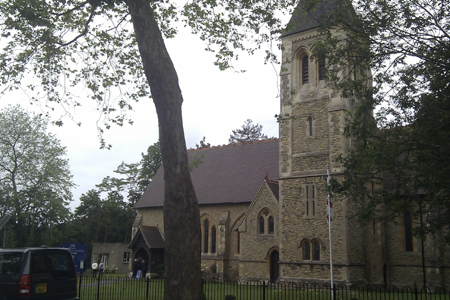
[129,226,165,250]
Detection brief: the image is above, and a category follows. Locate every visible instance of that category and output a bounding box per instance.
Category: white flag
[327,167,333,225]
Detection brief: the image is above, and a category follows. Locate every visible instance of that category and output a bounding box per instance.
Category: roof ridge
[187,138,279,152]
[140,225,158,229]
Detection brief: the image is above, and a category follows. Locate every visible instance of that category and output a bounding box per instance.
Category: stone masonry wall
[199,203,248,280]
[139,208,164,234]
[278,176,366,283]
[384,215,450,288]
[92,242,131,274]
[292,98,329,156]
[239,183,280,281]
[279,28,366,284]
[137,203,249,280]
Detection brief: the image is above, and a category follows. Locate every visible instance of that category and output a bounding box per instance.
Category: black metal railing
[77,274,450,300]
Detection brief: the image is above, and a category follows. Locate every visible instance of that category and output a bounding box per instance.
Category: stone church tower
[277,0,371,283]
[133,0,450,286]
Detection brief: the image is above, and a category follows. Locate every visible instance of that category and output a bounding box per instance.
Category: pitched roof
[128,226,165,249]
[236,179,279,232]
[267,180,280,201]
[282,0,355,37]
[135,139,279,208]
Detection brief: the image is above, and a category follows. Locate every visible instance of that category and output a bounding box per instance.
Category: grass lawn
[77,278,450,300]
[78,276,164,300]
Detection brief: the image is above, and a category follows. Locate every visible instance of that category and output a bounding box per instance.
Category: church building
[130,0,450,288]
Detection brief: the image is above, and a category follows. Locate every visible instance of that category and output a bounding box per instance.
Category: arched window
[303,241,311,260]
[302,55,309,84]
[305,185,316,217]
[268,216,274,234]
[259,216,265,234]
[307,116,313,137]
[318,54,326,81]
[203,219,209,254]
[211,226,216,254]
[312,240,320,260]
[258,208,275,236]
[404,212,413,252]
[237,232,240,254]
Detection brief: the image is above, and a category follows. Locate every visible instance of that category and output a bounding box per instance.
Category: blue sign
[60,243,88,273]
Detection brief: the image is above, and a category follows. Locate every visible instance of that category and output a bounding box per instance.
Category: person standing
[141,259,148,279]
[91,261,98,278]
[132,258,139,279]
[98,260,104,277]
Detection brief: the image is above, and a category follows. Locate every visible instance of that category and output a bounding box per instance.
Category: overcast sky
[0,26,281,210]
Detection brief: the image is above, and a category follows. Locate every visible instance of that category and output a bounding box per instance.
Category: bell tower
[277,0,369,283]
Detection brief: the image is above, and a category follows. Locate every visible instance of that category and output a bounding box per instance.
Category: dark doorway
[150,249,164,277]
[270,250,279,283]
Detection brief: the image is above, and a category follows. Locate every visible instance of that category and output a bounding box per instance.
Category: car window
[31,250,75,278]
[0,252,23,275]
[31,252,53,273]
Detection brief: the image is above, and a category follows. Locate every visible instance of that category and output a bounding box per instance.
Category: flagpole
[329,214,334,300]
[327,164,334,300]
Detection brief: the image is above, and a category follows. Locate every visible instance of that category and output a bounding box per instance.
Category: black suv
[0,247,79,300]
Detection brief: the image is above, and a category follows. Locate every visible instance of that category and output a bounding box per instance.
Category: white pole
[327,165,334,300]
[329,216,334,300]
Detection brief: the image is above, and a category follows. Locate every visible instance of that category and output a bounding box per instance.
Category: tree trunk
[128,2,205,300]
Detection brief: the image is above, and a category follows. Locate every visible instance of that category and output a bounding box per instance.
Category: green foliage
[0,0,295,144]
[317,0,450,244]
[104,265,118,274]
[0,0,146,147]
[182,0,296,70]
[96,140,162,205]
[0,105,74,246]
[139,141,163,189]
[74,189,134,244]
[0,1,296,299]
[152,262,165,278]
[195,136,211,149]
[228,119,269,144]
[188,154,205,172]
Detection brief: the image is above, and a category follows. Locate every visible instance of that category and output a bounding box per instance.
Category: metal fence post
[263,280,266,300]
[146,276,150,300]
[78,273,82,299]
[415,283,419,300]
[97,274,101,300]
[333,283,337,300]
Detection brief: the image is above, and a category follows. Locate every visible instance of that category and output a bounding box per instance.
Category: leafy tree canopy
[316,0,450,244]
[195,136,210,149]
[96,140,162,205]
[0,0,294,142]
[0,0,296,299]
[74,189,134,244]
[228,119,269,143]
[0,105,74,246]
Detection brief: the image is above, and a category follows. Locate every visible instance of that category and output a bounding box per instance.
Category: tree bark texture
[128,1,205,300]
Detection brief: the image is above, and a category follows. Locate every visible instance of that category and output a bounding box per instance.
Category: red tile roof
[135,139,279,208]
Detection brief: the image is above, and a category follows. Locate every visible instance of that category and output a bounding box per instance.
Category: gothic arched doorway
[134,248,148,263]
[129,226,165,278]
[270,250,279,283]
[133,248,149,278]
